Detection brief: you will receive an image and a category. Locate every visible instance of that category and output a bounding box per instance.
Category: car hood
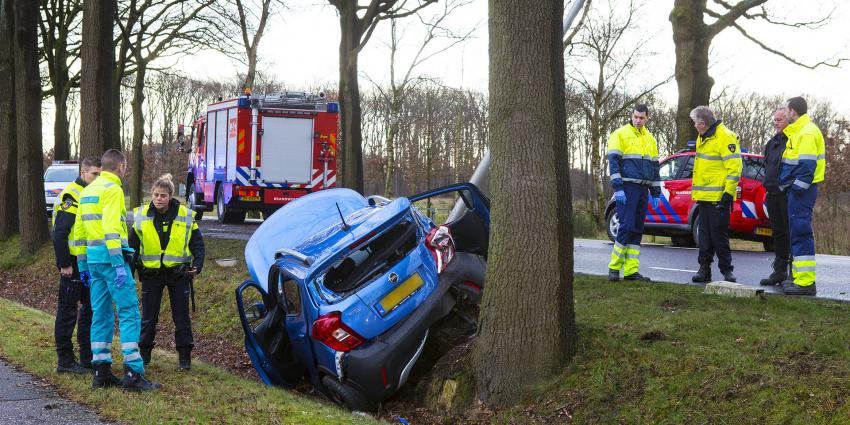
[44,182,69,196]
[245,188,413,292]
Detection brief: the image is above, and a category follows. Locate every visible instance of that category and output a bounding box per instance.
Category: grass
[0,298,380,425]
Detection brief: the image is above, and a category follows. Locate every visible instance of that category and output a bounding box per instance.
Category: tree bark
[670,0,714,148]
[53,88,71,159]
[0,0,18,239]
[129,64,146,208]
[337,2,365,193]
[80,0,118,159]
[474,0,575,407]
[13,0,49,255]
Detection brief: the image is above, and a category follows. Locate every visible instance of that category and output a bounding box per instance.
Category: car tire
[691,213,700,247]
[216,185,246,224]
[762,239,774,252]
[321,376,376,412]
[605,208,619,243]
[187,182,204,218]
[671,235,696,247]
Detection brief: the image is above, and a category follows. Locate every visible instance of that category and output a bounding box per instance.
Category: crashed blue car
[235,183,490,410]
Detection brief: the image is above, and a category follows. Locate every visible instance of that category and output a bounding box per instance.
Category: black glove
[716,193,733,209]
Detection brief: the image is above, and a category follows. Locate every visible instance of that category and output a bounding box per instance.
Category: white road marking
[651,267,698,273]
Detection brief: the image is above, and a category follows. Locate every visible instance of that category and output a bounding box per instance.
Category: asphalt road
[197,218,850,301]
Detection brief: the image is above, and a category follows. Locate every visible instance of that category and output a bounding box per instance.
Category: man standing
[77,149,161,391]
[606,104,661,282]
[759,108,792,286]
[689,106,742,283]
[779,96,825,296]
[52,157,100,374]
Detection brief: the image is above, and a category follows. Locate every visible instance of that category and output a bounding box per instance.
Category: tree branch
[731,22,850,69]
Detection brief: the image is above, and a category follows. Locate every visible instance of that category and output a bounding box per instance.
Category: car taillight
[312,311,365,352]
[426,225,455,274]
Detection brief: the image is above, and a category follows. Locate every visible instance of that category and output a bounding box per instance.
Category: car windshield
[44,167,78,182]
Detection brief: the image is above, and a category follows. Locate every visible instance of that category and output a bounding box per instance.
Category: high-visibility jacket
[691,121,743,202]
[606,124,661,196]
[75,171,130,270]
[132,203,197,269]
[52,180,86,257]
[780,114,826,191]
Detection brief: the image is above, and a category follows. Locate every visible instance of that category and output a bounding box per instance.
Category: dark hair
[786,96,808,115]
[633,104,649,115]
[81,156,101,170]
[101,149,126,172]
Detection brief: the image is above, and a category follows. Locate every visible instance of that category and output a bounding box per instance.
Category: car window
[659,157,683,181]
[680,156,694,180]
[742,156,765,182]
[281,277,301,316]
[44,167,78,182]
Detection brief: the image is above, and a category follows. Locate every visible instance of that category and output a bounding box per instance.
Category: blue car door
[408,183,491,259]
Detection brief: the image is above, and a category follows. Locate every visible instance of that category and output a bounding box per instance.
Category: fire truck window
[742,157,766,182]
[680,156,694,179]
[659,157,683,181]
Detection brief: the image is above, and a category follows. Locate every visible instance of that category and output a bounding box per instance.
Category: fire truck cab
[180,92,339,223]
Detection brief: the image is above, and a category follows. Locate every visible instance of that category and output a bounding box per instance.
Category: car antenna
[336,203,350,231]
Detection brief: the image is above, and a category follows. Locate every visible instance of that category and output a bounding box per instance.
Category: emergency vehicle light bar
[250,91,327,111]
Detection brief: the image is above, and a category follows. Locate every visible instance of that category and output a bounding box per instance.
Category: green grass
[496,275,850,424]
[0,298,381,425]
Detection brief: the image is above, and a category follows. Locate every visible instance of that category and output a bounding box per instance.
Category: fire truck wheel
[216,185,246,224]
[187,182,199,211]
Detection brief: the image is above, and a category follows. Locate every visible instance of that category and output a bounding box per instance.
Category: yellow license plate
[755,227,772,236]
[378,273,424,316]
[241,196,260,201]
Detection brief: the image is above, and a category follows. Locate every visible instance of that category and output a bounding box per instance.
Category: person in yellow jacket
[688,106,743,283]
[778,96,825,296]
[76,149,161,392]
[129,174,205,371]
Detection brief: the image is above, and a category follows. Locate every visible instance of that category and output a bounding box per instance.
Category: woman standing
[130,174,204,370]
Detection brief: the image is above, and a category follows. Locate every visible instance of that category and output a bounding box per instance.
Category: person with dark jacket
[760,108,792,286]
[129,174,205,370]
[52,157,100,374]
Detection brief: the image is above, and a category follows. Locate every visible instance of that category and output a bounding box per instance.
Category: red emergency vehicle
[180,91,339,223]
[606,146,775,251]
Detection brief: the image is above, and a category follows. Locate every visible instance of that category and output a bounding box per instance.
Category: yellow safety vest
[76,171,130,267]
[52,180,86,257]
[132,204,196,269]
[781,114,826,188]
[691,122,743,202]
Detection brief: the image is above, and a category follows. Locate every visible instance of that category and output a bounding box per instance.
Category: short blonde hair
[151,173,175,196]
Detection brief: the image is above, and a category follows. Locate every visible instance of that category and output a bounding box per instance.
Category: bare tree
[328,0,438,193]
[474,0,575,407]
[0,0,18,239]
[14,0,49,255]
[670,0,849,148]
[213,0,283,91]
[80,0,118,158]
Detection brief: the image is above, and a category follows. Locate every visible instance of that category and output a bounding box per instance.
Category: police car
[605,146,775,251]
[44,161,79,216]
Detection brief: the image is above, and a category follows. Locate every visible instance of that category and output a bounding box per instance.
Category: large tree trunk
[13,0,48,255]
[53,88,71,159]
[474,0,575,407]
[244,45,257,90]
[383,95,400,197]
[129,65,146,208]
[0,0,18,239]
[337,3,364,193]
[670,0,713,149]
[80,0,118,159]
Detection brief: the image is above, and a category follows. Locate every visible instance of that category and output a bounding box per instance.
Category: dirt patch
[639,330,666,342]
[660,297,688,311]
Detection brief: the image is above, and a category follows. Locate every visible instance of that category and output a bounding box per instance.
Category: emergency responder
[759,108,792,286]
[77,149,161,391]
[689,106,742,283]
[130,174,205,371]
[606,104,661,282]
[52,157,101,374]
[779,96,825,296]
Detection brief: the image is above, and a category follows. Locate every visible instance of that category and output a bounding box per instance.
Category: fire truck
[179,91,339,223]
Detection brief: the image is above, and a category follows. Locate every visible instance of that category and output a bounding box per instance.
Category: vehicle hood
[44,182,69,197]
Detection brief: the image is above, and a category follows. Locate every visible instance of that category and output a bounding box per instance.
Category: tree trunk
[13,0,49,255]
[0,0,18,239]
[80,0,118,159]
[53,88,71,159]
[337,3,364,193]
[383,95,400,197]
[244,45,257,91]
[129,65,146,208]
[670,0,713,149]
[474,0,575,407]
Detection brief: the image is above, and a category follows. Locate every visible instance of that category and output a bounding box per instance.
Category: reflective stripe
[141,255,161,262]
[793,255,816,262]
[77,254,87,261]
[781,158,798,165]
[623,154,643,159]
[173,215,193,224]
[68,240,87,247]
[163,255,191,262]
[798,154,818,161]
[104,233,121,240]
[92,353,111,361]
[817,154,826,160]
[726,175,740,181]
[610,173,622,181]
[86,240,106,246]
[104,182,115,188]
[608,149,623,157]
[793,179,811,189]
[721,153,741,160]
[692,186,723,191]
[696,153,722,161]
[121,342,139,350]
[622,177,652,185]
[650,156,659,161]
[124,352,141,362]
[68,187,80,196]
[651,181,661,187]
[91,342,111,349]
[107,248,122,256]
[81,214,103,220]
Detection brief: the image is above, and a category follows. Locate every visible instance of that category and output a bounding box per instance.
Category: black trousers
[697,201,733,274]
[54,271,92,365]
[765,192,791,273]
[139,273,193,353]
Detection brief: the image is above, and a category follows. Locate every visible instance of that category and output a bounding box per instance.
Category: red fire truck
[179,91,339,223]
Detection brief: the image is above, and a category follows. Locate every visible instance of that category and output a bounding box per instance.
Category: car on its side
[235,182,489,411]
[44,161,79,216]
[605,148,775,250]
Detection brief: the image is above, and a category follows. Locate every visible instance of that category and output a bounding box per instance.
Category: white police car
[44,161,79,216]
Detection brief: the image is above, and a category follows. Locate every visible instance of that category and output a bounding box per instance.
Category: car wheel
[216,186,246,224]
[321,376,376,412]
[691,214,700,247]
[671,235,696,247]
[762,239,774,252]
[606,208,619,242]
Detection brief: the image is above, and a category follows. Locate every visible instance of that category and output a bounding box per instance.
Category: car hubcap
[609,214,619,237]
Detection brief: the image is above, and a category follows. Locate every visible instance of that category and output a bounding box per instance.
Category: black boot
[782,281,816,296]
[120,366,162,392]
[178,350,191,371]
[608,269,619,282]
[140,347,152,366]
[57,352,90,374]
[91,363,121,388]
[759,270,787,286]
[691,266,711,283]
[624,272,651,282]
[722,271,737,283]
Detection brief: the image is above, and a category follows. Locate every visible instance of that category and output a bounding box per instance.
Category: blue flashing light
[686,140,696,149]
[326,102,339,113]
[237,96,250,108]
[740,147,749,153]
